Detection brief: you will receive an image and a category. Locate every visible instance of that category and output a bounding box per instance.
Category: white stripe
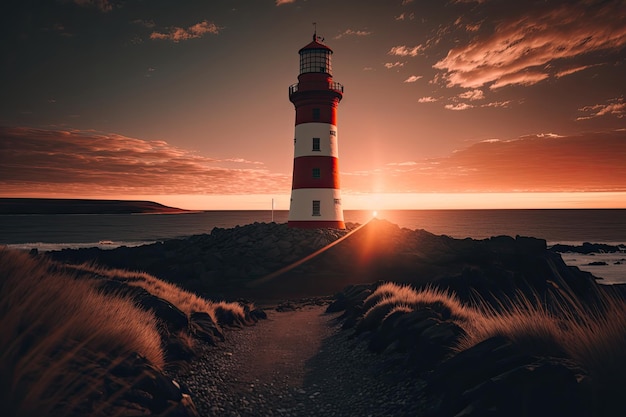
[294,123,338,158]
[288,188,344,222]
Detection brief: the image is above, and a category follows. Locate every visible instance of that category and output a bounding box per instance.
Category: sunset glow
[1,1,625,210]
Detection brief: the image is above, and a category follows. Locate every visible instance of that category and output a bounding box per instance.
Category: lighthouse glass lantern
[287,33,345,229]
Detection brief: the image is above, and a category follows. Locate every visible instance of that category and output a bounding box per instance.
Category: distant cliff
[0,198,189,215]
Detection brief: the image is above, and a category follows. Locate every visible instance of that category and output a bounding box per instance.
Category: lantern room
[298,34,333,76]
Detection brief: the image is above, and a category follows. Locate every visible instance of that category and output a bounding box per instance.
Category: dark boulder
[189,312,224,345]
[106,353,200,416]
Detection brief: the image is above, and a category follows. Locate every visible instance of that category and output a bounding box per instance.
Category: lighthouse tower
[287,32,345,229]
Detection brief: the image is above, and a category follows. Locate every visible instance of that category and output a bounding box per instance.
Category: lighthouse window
[312,200,321,216]
[312,168,321,178]
[300,50,332,75]
[313,108,320,120]
[312,137,320,151]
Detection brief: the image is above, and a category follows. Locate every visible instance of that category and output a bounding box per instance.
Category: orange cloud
[578,98,626,120]
[388,45,424,57]
[0,127,289,196]
[334,29,372,39]
[434,2,626,89]
[150,21,222,42]
[404,75,422,83]
[341,131,626,193]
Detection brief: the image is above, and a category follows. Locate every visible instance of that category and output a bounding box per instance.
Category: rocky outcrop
[49,222,352,297]
[550,241,626,254]
[423,336,590,417]
[49,219,606,303]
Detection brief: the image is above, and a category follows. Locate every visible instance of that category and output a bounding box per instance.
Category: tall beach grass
[0,248,252,416]
[360,281,626,413]
[1,248,164,416]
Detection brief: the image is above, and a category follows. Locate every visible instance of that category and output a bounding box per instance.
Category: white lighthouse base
[288,188,345,229]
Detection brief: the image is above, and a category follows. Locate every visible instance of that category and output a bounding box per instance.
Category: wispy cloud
[578,98,626,120]
[150,20,222,42]
[275,0,295,5]
[418,96,438,103]
[555,64,600,78]
[434,2,626,89]
[481,100,511,108]
[404,75,422,83]
[132,19,156,28]
[384,62,404,69]
[395,12,415,21]
[73,0,115,13]
[334,29,372,39]
[341,131,626,193]
[445,103,473,111]
[0,127,289,195]
[388,45,423,57]
[458,89,484,101]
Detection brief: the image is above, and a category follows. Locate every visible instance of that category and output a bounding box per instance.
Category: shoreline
[9,220,625,284]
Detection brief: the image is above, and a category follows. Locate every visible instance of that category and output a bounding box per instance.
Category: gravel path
[169,304,427,417]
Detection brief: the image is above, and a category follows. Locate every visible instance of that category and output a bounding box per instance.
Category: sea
[1,209,625,284]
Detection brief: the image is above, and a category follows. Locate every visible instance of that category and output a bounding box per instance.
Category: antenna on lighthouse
[312,22,324,42]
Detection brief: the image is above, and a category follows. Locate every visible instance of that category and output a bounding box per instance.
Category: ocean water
[2,209,624,283]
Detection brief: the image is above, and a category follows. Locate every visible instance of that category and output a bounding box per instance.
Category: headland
[0,198,189,215]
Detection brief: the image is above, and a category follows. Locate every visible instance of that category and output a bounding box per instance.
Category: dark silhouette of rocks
[551,242,625,254]
[47,219,617,303]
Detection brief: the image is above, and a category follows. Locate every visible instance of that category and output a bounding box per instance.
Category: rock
[137,294,188,333]
[249,308,268,321]
[97,279,188,333]
[550,242,624,254]
[214,304,246,327]
[189,312,224,344]
[106,353,200,416]
[423,336,592,417]
[452,358,590,417]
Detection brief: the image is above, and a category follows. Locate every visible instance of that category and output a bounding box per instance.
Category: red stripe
[294,101,338,125]
[291,156,340,189]
[288,220,345,229]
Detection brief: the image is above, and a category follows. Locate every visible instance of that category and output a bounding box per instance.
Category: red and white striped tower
[287,31,345,229]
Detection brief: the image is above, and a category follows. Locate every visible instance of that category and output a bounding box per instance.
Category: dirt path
[172,304,426,416]
[223,306,333,389]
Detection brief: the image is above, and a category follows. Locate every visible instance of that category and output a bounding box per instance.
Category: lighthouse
[287,31,345,229]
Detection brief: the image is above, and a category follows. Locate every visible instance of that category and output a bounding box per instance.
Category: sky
[1,0,625,210]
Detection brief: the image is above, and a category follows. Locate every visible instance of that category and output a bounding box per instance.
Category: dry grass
[457,287,626,412]
[62,262,217,320]
[359,280,626,410]
[0,247,252,417]
[0,248,164,416]
[358,283,472,333]
[63,262,251,326]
